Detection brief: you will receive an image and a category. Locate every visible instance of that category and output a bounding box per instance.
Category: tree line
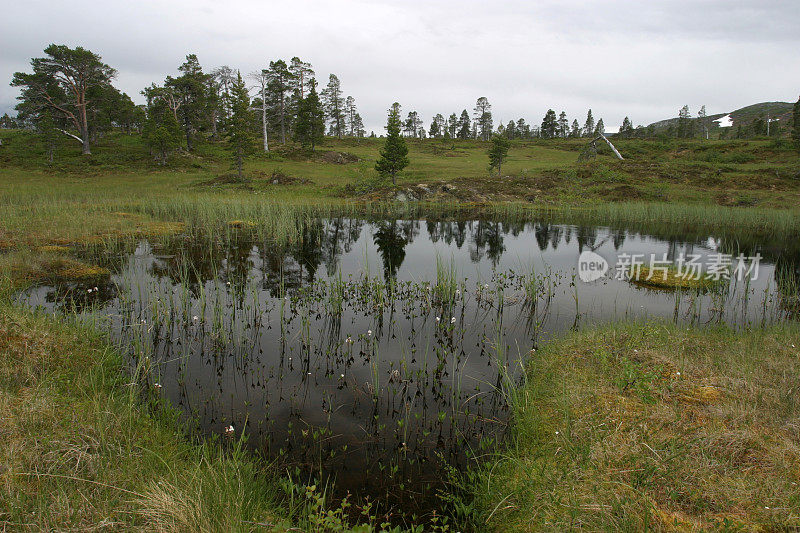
[6,44,800,166]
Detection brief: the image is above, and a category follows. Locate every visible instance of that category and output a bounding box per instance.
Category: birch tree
[249,69,269,151]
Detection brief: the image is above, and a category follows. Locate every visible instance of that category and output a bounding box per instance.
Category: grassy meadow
[1,127,799,531]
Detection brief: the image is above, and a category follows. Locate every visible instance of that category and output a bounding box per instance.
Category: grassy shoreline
[468,321,800,531]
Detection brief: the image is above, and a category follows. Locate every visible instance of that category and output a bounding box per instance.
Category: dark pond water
[18,217,800,522]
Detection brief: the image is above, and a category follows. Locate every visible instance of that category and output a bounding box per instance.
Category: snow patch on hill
[714,114,733,128]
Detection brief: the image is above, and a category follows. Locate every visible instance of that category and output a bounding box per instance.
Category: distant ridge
[645,101,793,133]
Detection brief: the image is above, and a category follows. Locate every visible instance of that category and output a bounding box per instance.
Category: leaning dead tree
[578,133,624,162]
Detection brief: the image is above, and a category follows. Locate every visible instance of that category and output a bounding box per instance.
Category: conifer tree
[583,109,595,137]
[558,111,568,138]
[541,109,558,139]
[474,97,493,140]
[457,109,471,139]
[266,59,292,144]
[375,103,409,185]
[570,119,580,137]
[448,113,458,138]
[594,118,605,136]
[322,74,345,138]
[226,71,255,180]
[293,78,324,150]
[488,134,510,175]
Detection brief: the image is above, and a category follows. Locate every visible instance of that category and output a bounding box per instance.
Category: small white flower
[367,329,372,336]
[451,317,456,324]
[94,286,98,291]
[154,383,162,389]
[633,349,638,353]
[226,281,230,286]
[455,289,460,296]
[435,317,440,323]
[555,431,559,435]
[87,288,92,293]
[484,284,489,289]
[307,372,311,375]
[192,315,198,321]
[765,506,770,510]
[345,336,352,344]
[224,424,234,434]
[676,372,681,376]
[792,344,796,348]
[340,374,345,379]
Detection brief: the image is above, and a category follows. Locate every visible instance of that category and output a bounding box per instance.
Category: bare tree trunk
[262,84,269,152]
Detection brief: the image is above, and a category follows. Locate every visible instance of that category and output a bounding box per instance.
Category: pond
[18,216,800,523]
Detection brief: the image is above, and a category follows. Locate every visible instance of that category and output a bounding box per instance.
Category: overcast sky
[2,0,798,133]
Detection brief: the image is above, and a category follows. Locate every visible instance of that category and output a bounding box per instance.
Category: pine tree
[792,95,800,151]
[677,105,691,138]
[474,97,493,140]
[698,105,708,139]
[375,103,409,185]
[293,78,324,150]
[168,54,211,151]
[558,111,568,138]
[322,74,345,139]
[541,109,558,139]
[488,134,510,175]
[226,71,255,180]
[619,116,633,137]
[570,119,580,137]
[266,59,292,144]
[583,109,595,137]
[447,113,458,138]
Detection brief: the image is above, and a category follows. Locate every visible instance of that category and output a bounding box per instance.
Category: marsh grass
[469,321,800,531]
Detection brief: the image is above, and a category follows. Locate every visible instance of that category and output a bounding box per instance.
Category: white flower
[87,288,92,293]
[455,289,460,296]
[484,284,489,289]
[226,281,230,286]
[94,286,98,291]
[192,315,198,321]
[555,431,559,435]
[154,383,162,389]
[451,317,456,324]
[367,329,372,336]
[435,317,440,322]
[633,349,638,353]
[224,425,234,434]
[340,374,345,379]
[676,371,681,376]
[345,336,352,344]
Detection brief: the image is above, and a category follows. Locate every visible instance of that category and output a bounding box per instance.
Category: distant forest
[2,44,798,161]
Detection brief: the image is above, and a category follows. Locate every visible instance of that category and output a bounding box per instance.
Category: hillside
[645,101,794,136]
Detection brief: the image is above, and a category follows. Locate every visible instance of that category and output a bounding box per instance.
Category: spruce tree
[488,134,510,175]
[226,71,255,180]
[457,109,471,139]
[375,103,409,185]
